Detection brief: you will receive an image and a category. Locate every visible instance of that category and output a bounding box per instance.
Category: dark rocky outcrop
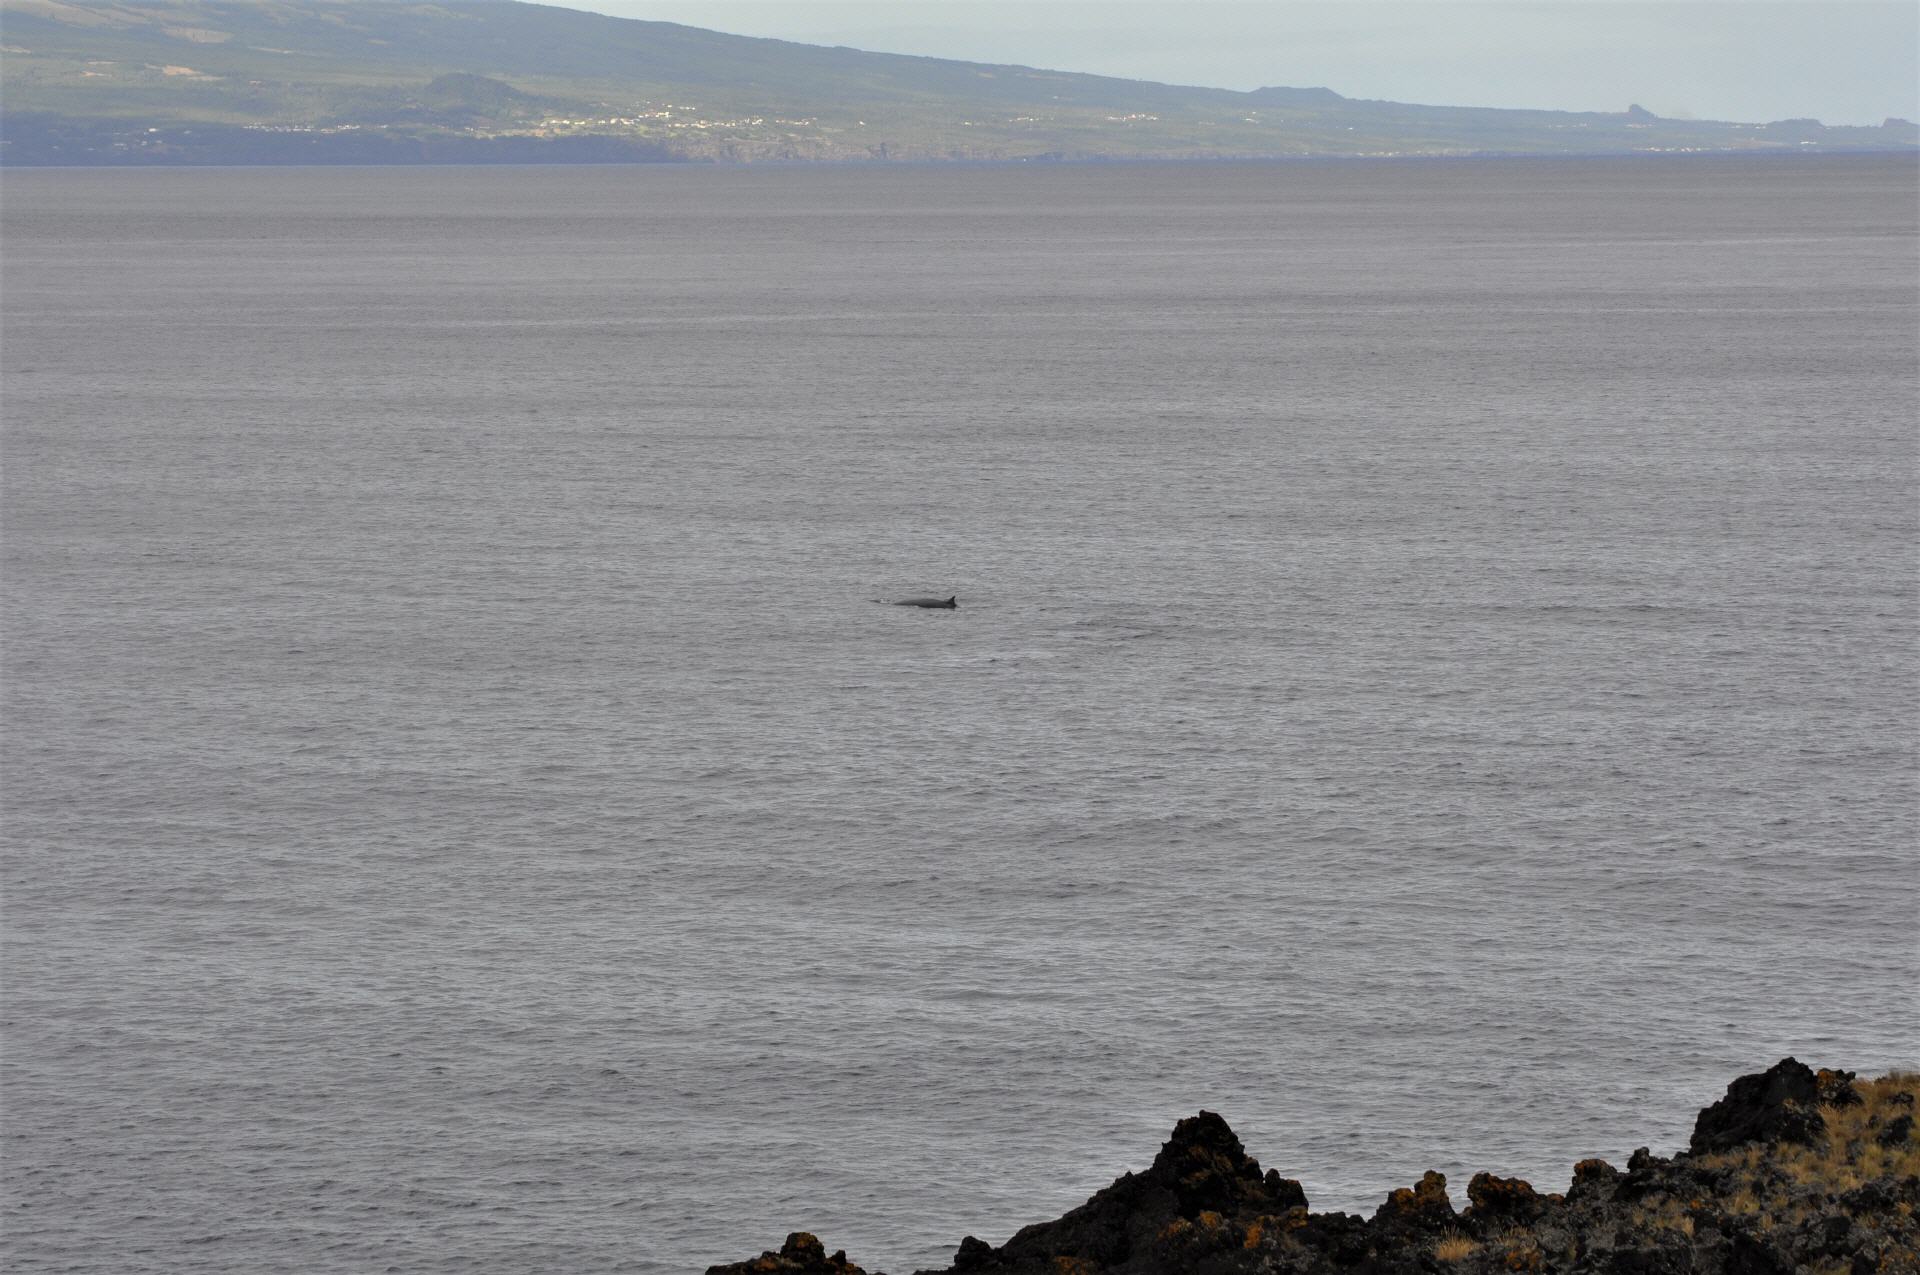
[1689,1057,1825,1154]
[706,1061,1920,1275]
[708,1232,870,1275]
[962,1110,1315,1274]
[1368,1169,1457,1242]
[1463,1171,1547,1226]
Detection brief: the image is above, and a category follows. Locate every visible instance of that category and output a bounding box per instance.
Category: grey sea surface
[2,156,1916,1274]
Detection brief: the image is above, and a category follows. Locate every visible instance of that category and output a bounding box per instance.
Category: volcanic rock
[970,1109,1313,1273]
[705,1060,1920,1275]
[707,1232,868,1275]
[1688,1057,1825,1153]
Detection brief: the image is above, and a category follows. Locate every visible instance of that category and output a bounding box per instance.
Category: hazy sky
[573,2,1918,126]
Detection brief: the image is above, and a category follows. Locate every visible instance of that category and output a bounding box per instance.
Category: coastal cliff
[6,0,1917,165]
[708,1059,1919,1275]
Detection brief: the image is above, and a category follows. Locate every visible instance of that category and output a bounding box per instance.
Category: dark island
[709,1059,1918,1275]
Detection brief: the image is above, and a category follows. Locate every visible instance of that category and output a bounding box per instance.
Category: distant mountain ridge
[3,0,1915,165]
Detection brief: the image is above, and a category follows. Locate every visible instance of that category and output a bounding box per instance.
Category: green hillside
[3,0,1915,164]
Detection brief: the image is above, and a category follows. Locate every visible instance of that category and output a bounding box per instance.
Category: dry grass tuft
[1433,1227,1478,1262]
[1494,1226,1545,1272]
[1630,1196,1697,1235]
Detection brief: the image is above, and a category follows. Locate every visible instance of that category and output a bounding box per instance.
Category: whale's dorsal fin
[947,596,957,607]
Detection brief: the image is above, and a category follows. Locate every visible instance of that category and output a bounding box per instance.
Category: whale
[891,596,957,609]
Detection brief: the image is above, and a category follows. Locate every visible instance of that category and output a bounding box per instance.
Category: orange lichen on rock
[1381,1170,1454,1221]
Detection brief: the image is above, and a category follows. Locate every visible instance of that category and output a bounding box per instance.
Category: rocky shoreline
[707,1059,1918,1275]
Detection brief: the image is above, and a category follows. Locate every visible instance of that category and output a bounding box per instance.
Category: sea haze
[2,155,1915,1275]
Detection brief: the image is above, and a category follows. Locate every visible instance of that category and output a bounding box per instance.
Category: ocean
[2,155,1915,1274]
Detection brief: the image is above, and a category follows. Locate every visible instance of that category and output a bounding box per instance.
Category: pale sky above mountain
[576,2,1918,126]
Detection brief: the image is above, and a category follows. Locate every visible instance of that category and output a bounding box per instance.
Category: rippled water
[3,156,1916,1274]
